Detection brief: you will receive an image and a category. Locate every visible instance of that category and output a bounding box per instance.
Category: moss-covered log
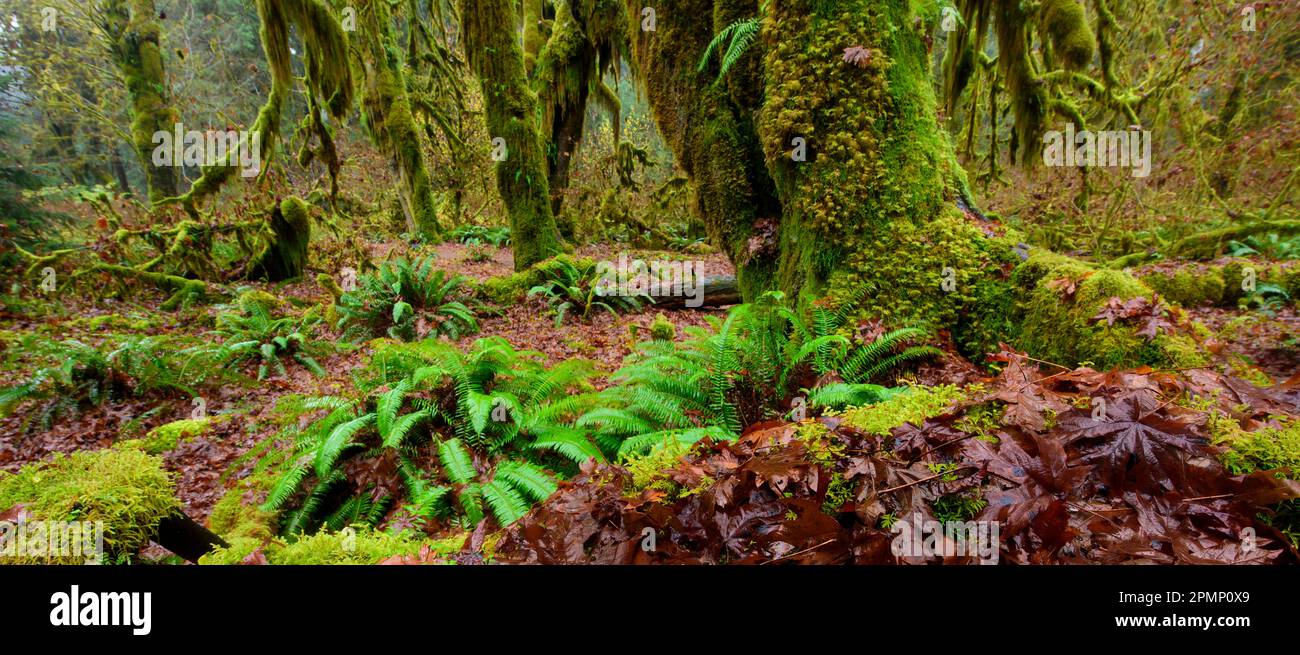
[462,0,564,270]
[103,0,179,206]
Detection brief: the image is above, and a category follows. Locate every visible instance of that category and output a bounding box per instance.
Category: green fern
[337,256,479,341]
[698,17,761,80]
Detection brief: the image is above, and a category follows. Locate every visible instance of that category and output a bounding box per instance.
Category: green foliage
[336,256,479,341]
[207,303,325,380]
[527,256,650,326]
[0,335,221,431]
[579,291,930,457]
[1228,233,1300,261]
[1213,415,1300,547]
[0,446,179,563]
[698,17,761,81]
[263,337,601,533]
[448,225,512,247]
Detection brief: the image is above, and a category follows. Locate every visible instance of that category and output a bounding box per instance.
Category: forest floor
[2,233,1299,565]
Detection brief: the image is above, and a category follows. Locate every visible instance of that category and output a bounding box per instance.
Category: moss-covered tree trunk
[462,0,564,271]
[104,0,179,207]
[356,0,441,241]
[628,0,1202,370]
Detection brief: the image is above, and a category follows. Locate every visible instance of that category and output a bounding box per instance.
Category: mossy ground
[0,446,179,563]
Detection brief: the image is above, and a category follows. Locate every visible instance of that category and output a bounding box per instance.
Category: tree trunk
[104,0,179,207]
[357,0,441,241]
[462,0,564,271]
[625,0,1204,371]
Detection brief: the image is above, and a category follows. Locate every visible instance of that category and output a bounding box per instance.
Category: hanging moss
[355,0,441,241]
[181,0,353,211]
[1039,0,1096,72]
[0,447,179,564]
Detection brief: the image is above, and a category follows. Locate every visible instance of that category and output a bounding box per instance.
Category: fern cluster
[448,225,511,248]
[336,255,479,341]
[0,335,223,431]
[527,256,651,326]
[264,337,601,532]
[698,17,762,80]
[577,291,939,457]
[204,304,326,381]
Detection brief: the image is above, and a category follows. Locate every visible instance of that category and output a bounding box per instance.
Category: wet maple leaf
[1057,390,1203,491]
[1089,294,1173,340]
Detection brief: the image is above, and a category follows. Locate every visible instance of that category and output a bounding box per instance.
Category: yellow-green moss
[1141,269,1226,307]
[648,313,677,341]
[208,477,277,541]
[1014,252,1207,369]
[135,415,228,455]
[198,528,466,565]
[0,446,179,563]
[1039,0,1096,71]
[1212,415,1300,476]
[623,437,692,496]
[840,384,967,436]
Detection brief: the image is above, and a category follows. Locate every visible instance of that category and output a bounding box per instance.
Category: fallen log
[647,275,742,309]
[154,512,229,564]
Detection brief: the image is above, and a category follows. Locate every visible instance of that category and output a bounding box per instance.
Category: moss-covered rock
[134,415,228,455]
[0,447,179,563]
[235,288,283,315]
[1140,268,1226,307]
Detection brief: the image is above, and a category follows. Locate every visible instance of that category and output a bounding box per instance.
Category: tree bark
[462,0,564,271]
[104,0,179,207]
[625,0,1202,370]
[356,0,441,241]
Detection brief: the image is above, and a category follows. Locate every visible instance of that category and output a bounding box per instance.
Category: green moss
[648,313,677,341]
[1039,0,1096,71]
[135,415,227,455]
[840,384,967,436]
[1212,414,1300,546]
[236,289,283,315]
[198,528,466,565]
[0,447,179,563]
[1013,252,1206,369]
[463,0,563,268]
[208,480,278,541]
[822,472,855,514]
[1140,269,1225,307]
[249,196,312,281]
[623,438,692,496]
